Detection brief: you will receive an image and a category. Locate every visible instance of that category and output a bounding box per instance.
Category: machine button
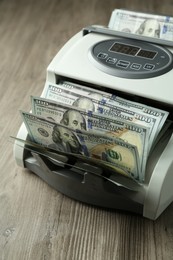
[106,57,117,64]
[131,63,141,70]
[116,60,130,69]
[97,52,108,59]
[143,63,155,70]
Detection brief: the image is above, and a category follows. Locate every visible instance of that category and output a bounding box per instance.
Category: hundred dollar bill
[11,136,141,190]
[21,111,141,181]
[57,80,169,139]
[108,9,173,41]
[31,96,149,175]
[44,81,168,149]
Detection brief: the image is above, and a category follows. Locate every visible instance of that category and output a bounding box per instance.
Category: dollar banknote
[57,81,169,139]
[11,136,141,190]
[43,81,169,149]
[31,96,149,175]
[108,9,173,41]
[21,111,141,181]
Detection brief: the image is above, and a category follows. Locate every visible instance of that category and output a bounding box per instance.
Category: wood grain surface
[0,0,173,259]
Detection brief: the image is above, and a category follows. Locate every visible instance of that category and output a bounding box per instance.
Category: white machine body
[14,25,173,220]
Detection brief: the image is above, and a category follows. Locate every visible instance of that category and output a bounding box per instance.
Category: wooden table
[0,0,173,259]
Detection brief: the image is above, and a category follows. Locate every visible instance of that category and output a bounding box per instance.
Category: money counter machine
[14,10,173,220]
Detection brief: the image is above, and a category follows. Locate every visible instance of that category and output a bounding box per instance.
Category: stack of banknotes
[108,9,173,41]
[17,80,171,183]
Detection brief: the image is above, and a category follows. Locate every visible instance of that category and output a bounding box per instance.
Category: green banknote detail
[21,111,140,181]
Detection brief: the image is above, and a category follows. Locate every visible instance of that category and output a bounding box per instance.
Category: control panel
[89,38,173,79]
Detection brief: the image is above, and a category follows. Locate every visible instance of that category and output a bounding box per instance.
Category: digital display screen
[110,42,157,59]
[137,49,157,59]
[110,43,140,56]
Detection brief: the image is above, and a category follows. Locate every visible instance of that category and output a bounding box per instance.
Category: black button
[143,64,155,70]
[106,57,117,64]
[131,63,141,70]
[116,60,130,69]
[97,52,108,59]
